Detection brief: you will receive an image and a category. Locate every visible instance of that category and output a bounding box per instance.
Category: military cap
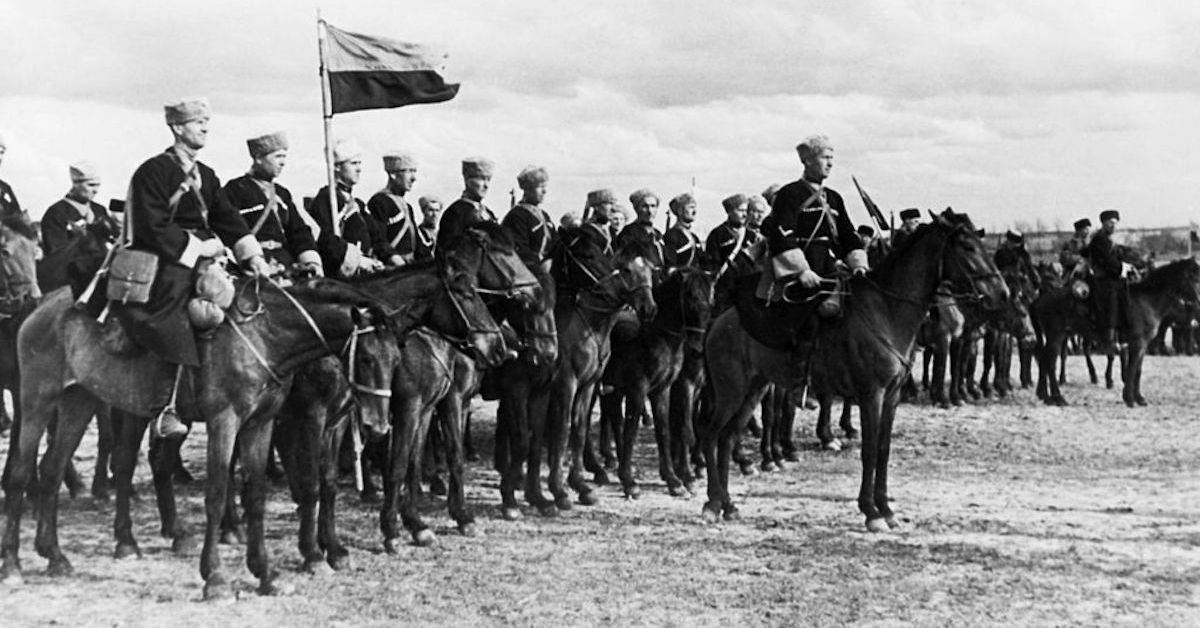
[69,161,100,183]
[857,224,875,237]
[163,97,211,125]
[247,131,288,158]
[1073,218,1092,230]
[383,152,418,171]
[516,165,549,189]
[418,195,442,211]
[796,135,833,161]
[721,193,748,213]
[586,189,616,207]
[899,208,921,221]
[629,188,658,208]
[1005,229,1024,244]
[1099,209,1120,223]
[669,193,696,215]
[462,157,495,179]
[333,139,363,164]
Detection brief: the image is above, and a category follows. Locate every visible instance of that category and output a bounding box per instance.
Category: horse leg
[979,329,994,398]
[815,392,837,450]
[839,399,858,440]
[274,407,328,575]
[1083,342,1098,385]
[237,417,289,596]
[758,386,776,470]
[438,388,477,537]
[381,399,425,551]
[318,414,352,570]
[963,337,981,399]
[199,408,240,602]
[400,408,437,546]
[33,387,97,576]
[874,394,901,530]
[856,390,889,532]
[91,406,113,501]
[670,366,703,489]
[111,410,148,559]
[0,382,55,584]
[650,385,686,496]
[932,335,950,408]
[568,382,600,506]
[1105,347,1116,389]
[616,385,643,498]
[149,433,196,552]
[947,337,963,406]
[596,391,621,481]
[1019,339,1034,388]
[544,375,576,512]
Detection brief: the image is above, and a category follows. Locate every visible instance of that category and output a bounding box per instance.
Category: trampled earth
[1,355,1198,626]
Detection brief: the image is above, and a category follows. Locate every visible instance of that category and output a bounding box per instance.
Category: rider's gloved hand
[798,269,823,288]
[246,255,273,278]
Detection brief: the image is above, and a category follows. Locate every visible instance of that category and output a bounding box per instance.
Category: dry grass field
[0,354,1198,626]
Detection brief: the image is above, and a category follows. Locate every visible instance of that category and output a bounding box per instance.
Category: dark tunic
[1086,230,1125,329]
[0,179,21,219]
[865,238,890,269]
[705,222,751,272]
[766,179,860,276]
[994,243,1039,287]
[615,221,664,267]
[414,224,437,261]
[437,196,497,252]
[115,149,253,367]
[890,225,918,251]
[663,225,703,269]
[367,190,418,261]
[42,197,109,256]
[223,174,315,267]
[310,184,394,280]
[501,203,556,267]
[1059,236,1088,272]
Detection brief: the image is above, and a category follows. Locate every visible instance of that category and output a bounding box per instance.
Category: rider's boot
[151,365,188,440]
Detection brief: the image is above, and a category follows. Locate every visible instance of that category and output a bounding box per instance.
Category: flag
[322,23,460,114]
[852,175,889,231]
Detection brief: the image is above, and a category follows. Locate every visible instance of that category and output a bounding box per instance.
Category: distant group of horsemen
[0,97,1134,443]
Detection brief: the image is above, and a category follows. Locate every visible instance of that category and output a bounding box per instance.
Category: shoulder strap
[248,179,281,236]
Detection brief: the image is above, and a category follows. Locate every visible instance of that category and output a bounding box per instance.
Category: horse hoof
[259,577,295,597]
[172,535,196,555]
[623,485,641,500]
[501,507,522,521]
[113,543,141,560]
[304,559,334,577]
[220,528,245,546]
[537,504,559,518]
[700,507,721,524]
[866,518,890,533]
[91,487,111,502]
[738,464,757,477]
[682,482,697,496]
[578,491,599,506]
[327,552,352,571]
[46,558,73,577]
[722,507,741,522]
[413,529,437,547]
[383,537,405,555]
[1136,398,1148,407]
[459,522,478,537]
[784,450,801,462]
[554,496,574,511]
[760,461,776,473]
[822,439,842,452]
[0,568,23,586]
[668,485,688,498]
[428,477,448,497]
[885,516,900,529]
[592,471,611,486]
[202,576,235,602]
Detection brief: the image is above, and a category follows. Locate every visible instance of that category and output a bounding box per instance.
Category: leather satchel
[106,247,158,304]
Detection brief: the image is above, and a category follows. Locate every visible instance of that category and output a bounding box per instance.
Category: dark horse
[699,210,1008,530]
[0,215,42,447]
[601,267,714,498]
[1,277,404,599]
[1035,257,1200,407]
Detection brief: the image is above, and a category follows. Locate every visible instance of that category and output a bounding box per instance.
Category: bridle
[471,243,541,300]
[426,272,507,361]
[864,224,1000,307]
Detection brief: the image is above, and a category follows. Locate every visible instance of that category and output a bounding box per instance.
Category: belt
[260,240,283,250]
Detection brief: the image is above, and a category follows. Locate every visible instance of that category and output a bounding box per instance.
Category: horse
[0,215,42,449]
[600,267,714,498]
[918,284,965,408]
[979,269,1037,398]
[1116,257,1200,406]
[0,276,404,599]
[699,210,1008,530]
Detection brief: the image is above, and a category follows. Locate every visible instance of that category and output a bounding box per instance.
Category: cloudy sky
[1,0,1198,236]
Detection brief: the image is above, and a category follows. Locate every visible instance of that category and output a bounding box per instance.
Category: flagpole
[318,15,341,237]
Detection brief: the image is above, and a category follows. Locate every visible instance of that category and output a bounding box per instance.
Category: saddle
[733,273,821,350]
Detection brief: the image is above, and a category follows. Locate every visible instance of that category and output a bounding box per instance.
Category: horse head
[933,209,1008,311]
[457,221,541,307]
[502,265,558,368]
[658,267,715,353]
[612,252,658,323]
[0,215,42,300]
[1135,256,1200,306]
[552,225,614,292]
[434,262,510,369]
[344,306,401,441]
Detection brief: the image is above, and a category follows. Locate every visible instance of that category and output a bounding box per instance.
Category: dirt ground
[0,354,1198,626]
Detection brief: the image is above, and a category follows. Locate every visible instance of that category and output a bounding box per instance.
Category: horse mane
[1133,257,1199,295]
[1,215,39,241]
[348,258,440,281]
[465,220,516,254]
[277,277,393,313]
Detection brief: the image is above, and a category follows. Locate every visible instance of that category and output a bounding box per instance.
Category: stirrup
[151,367,188,440]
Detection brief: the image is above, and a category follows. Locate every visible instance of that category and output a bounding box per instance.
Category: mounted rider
[413,195,441,261]
[311,139,399,279]
[42,161,111,256]
[1059,217,1091,276]
[115,98,272,439]
[368,152,420,266]
[1087,209,1131,348]
[438,157,498,251]
[890,208,922,250]
[615,188,664,267]
[761,135,866,299]
[222,132,323,278]
[0,131,24,220]
[858,224,890,270]
[994,229,1041,288]
[663,193,704,270]
[582,188,617,256]
[502,166,557,271]
[705,193,751,279]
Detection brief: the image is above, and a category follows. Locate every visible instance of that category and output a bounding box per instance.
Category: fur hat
[247,131,288,158]
[669,193,696,215]
[1073,218,1092,230]
[516,165,549,189]
[1005,229,1024,244]
[418,195,442,212]
[629,188,658,208]
[68,161,100,183]
[586,189,616,207]
[462,157,495,179]
[333,139,363,164]
[899,208,921,221]
[163,98,211,125]
[383,152,418,171]
[795,135,833,161]
[857,224,875,237]
[722,193,748,214]
[1100,209,1120,223]
[761,183,781,205]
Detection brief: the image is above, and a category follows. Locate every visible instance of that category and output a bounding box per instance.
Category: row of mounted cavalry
[0,207,1195,600]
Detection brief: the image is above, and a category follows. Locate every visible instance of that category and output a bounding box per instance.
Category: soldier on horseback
[0,131,24,220]
[42,161,110,256]
[663,193,703,270]
[502,166,556,270]
[116,98,272,439]
[1087,209,1131,349]
[311,139,399,279]
[615,188,664,267]
[705,193,751,278]
[222,132,323,278]
[438,157,498,251]
[858,224,889,269]
[582,189,617,255]
[994,229,1041,288]
[368,152,420,265]
[414,195,441,261]
[891,208,922,249]
[1060,217,1091,276]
